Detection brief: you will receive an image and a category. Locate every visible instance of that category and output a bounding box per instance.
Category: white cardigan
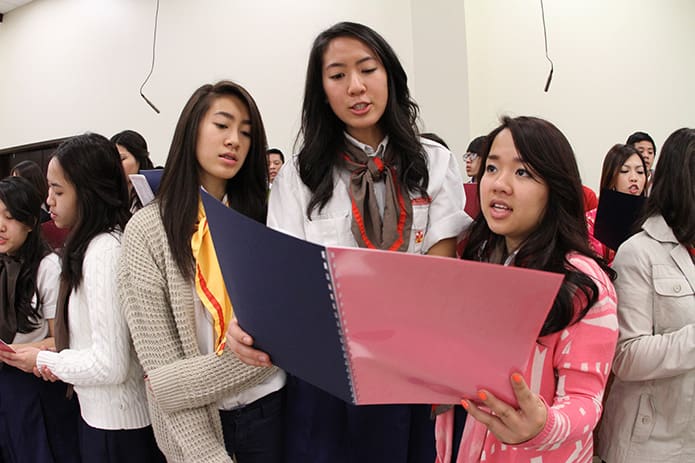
[37,231,150,430]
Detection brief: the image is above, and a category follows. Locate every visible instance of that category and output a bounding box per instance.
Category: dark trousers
[284,375,435,463]
[451,404,468,462]
[0,365,80,463]
[78,418,165,463]
[220,388,285,463]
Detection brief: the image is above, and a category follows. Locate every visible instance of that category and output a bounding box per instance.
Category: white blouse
[268,135,471,253]
[12,252,60,345]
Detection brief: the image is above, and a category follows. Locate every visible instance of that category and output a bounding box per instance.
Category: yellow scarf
[191,198,233,355]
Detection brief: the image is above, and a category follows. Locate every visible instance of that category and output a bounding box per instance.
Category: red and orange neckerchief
[191,197,233,355]
[343,153,411,251]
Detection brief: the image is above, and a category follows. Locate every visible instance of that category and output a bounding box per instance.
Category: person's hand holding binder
[227,318,273,367]
[460,372,547,445]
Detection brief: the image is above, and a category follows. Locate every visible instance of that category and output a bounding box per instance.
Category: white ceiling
[0,0,33,14]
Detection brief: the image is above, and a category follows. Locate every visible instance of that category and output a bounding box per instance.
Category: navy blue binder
[201,191,353,403]
[140,169,163,193]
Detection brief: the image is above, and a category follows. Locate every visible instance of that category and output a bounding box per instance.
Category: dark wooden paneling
[0,137,72,178]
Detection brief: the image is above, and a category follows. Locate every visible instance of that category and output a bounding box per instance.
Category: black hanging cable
[140,0,160,113]
[540,0,554,92]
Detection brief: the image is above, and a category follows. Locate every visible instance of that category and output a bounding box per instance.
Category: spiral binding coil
[322,250,358,404]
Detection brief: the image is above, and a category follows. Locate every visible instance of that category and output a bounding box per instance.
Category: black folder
[594,189,646,251]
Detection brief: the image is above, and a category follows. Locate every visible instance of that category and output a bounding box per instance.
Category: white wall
[411,0,470,160]
[464,0,695,189]
[0,0,425,166]
[2,1,693,188]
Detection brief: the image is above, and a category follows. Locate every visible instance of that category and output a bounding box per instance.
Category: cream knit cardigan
[118,203,277,463]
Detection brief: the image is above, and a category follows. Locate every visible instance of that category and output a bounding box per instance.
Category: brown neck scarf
[0,255,23,344]
[53,277,71,352]
[343,141,413,252]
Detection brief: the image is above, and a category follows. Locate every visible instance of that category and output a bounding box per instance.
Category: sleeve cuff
[521,395,555,449]
[36,349,60,372]
[147,362,190,413]
[424,211,472,252]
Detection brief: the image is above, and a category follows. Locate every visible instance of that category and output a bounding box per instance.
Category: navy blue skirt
[78,418,165,463]
[0,365,80,463]
[284,375,435,463]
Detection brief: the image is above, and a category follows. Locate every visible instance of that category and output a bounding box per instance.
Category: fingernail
[477,390,487,401]
[512,373,523,384]
[460,399,470,410]
[243,336,251,344]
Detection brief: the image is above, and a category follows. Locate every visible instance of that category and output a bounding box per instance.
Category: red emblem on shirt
[415,230,424,244]
[412,197,431,206]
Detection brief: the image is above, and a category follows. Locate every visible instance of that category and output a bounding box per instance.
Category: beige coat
[118,203,277,463]
[598,215,695,463]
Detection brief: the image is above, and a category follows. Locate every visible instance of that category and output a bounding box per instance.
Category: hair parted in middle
[461,116,615,337]
[297,21,429,216]
[157,80,269,280]
[598,143,648,195]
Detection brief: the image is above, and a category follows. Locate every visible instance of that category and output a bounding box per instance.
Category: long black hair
[158,80,269,280]
[0,176,51,333]
[111,129,155,210]
[462,116,615,337]
[110,129,154,171]
[297,21,428,216]
[11,160,48,208]
[640,127,695,245]
[51,133,131,292]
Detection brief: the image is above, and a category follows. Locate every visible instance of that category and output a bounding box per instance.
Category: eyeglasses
[463,152,479,161]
